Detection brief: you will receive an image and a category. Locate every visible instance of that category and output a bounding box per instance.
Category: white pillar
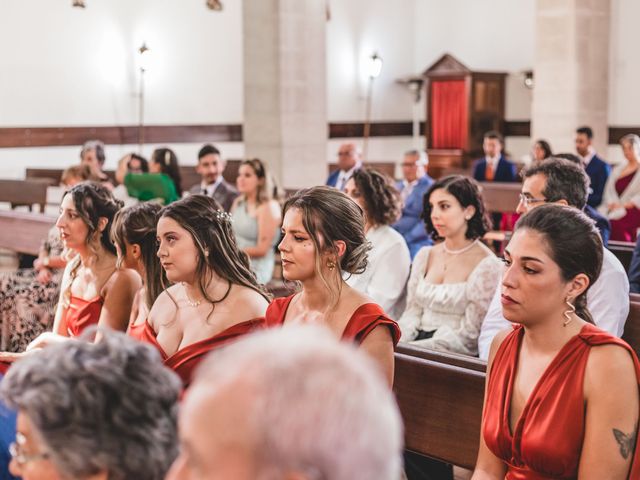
[243,0,327,189]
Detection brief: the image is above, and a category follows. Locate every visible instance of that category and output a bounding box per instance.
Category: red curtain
[430,80,468,149]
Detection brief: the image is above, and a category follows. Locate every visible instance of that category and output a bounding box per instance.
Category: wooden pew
[623,301,640,358]
[328,162,397,180]
[608,240,635,273]
[0,178,56,213]
[0,211,56,255]
[395,343,486,373]
[478,181,521,214]
[393,352,485,470]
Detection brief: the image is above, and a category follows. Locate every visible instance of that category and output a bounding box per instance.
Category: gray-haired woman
[1,330,181,480]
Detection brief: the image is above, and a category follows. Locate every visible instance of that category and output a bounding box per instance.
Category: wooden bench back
[623,301,640,358]
[393,352,484,469]
[0,211,56,255]
[0,178,56,213]
[395,343,487,373]
[478,181,521,214]
[608,240,635,273]
[328,162,397,180]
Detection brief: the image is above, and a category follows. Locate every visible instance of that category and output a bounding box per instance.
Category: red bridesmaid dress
[483,323,640,479]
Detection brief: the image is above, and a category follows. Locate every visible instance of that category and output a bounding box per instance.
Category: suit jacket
[326,169,341,188]
[584,204,610,247]
[188,180,239,212]
[585,154,611,208]
[472,155,517,183]
[392,175,433,259]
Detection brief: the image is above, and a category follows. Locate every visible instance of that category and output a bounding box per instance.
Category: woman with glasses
[398,175,502,356]
[1,330,181,480]
[231,158,282,284]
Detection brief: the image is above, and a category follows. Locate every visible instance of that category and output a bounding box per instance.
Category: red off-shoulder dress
[265,295,400,346]
[483,323,640,479]
[130,318,264,388]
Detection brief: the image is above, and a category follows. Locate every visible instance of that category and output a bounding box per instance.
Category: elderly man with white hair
[166,326,404,480]
[393,149,433,259]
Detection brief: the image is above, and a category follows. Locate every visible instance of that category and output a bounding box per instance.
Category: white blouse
[398,246,502,356]
[345,225,411,319]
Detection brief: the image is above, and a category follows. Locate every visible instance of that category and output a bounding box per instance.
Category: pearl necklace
[182,282,202,308]
[442,239,479,255]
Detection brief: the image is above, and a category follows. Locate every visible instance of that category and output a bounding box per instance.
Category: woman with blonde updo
[265,186,400,385]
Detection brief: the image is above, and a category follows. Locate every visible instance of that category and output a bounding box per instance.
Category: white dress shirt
[336,163,361,191]
[200,176,224,196]
[345,225,411,319]
[477,247,629,360]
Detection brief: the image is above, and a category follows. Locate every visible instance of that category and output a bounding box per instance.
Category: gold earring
[563,297,576,326]
[326,260,336,271]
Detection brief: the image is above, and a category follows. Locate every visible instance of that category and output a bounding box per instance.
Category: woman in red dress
[111,202,165,340]
[146,195,269,387]
[474,204,640,479]
[600,134,640,241]
[265,186,400,385]
[0,182,140,367]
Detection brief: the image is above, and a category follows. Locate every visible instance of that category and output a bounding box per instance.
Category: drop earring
[326,260,336,271]
[563,297,576,326]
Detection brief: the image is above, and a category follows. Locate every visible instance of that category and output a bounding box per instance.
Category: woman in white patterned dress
[398,175,502,356]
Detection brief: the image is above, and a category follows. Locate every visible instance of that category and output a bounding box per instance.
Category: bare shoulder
[148,287,179,325]
[228,285,269,318]
[487,328,511,371]
[585,343,638,392]
[257,199,281,218]
[104,268,142,296]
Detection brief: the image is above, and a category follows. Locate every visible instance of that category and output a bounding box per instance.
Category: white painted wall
[0,0,637,178]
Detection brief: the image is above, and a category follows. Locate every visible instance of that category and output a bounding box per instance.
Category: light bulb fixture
[72,0,86,7]
[138,42,151,72]
[206,0,223,10]
[368,52,383,79]
[523,70,534,89]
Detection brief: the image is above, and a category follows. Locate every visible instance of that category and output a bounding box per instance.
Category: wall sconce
[138,43,151,152]
[523,70,534,89]
[72,0,86,7]
[206,0,223,10]
[367,52,383,79]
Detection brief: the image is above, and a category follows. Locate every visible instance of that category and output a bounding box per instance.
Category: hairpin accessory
[164,151,171,166]
[563,297,576,326]
[215,210,232,223]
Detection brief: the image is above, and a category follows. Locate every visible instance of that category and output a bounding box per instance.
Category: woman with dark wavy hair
[265,186,400,385]
[398,175,501,356]
[344,169,410,318]
[146,194,269,387]
[0,182,141,365]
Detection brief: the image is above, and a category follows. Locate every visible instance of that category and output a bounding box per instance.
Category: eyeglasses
[518,193,546,208]
[337,151,352,157]
[9,440,50,466]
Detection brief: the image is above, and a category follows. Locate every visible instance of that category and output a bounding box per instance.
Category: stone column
[532,0,610,155]
[243,0,327,189]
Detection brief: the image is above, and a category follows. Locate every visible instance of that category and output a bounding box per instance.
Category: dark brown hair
[351,169,401,226]
[515,204,602,324]
[151,148,182,197]
[111,203,165,309]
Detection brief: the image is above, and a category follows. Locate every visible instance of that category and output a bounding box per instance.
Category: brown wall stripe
[0,122,635,148]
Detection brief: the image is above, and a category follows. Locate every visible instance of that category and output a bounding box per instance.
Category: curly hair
[1,329,181,480]
[421,175,490,242]
[350,169,401,226]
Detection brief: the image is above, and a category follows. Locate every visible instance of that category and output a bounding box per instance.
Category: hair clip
[215,210,232,223]
[164,151,171,166]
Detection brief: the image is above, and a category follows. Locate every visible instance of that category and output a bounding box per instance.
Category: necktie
[485,162,494,182]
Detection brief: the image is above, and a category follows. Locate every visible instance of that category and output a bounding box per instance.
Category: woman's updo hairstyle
[64,182,123,256]
[514,204,602,324]
[283,186,370,277]
[351,168,401,226]
[160,195,269,312]
[422,175,491,242]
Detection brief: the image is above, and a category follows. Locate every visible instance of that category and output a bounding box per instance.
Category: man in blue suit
[326,142,362,191]
[393,149,433,259]
[575,125,611,208]
[472,131,517,183]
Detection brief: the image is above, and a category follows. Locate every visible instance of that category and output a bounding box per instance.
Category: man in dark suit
[188,144,238,212]
[575,125,611,208]
[392,149,433,259]
[472,131,517,183]
[326,142,362,191]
